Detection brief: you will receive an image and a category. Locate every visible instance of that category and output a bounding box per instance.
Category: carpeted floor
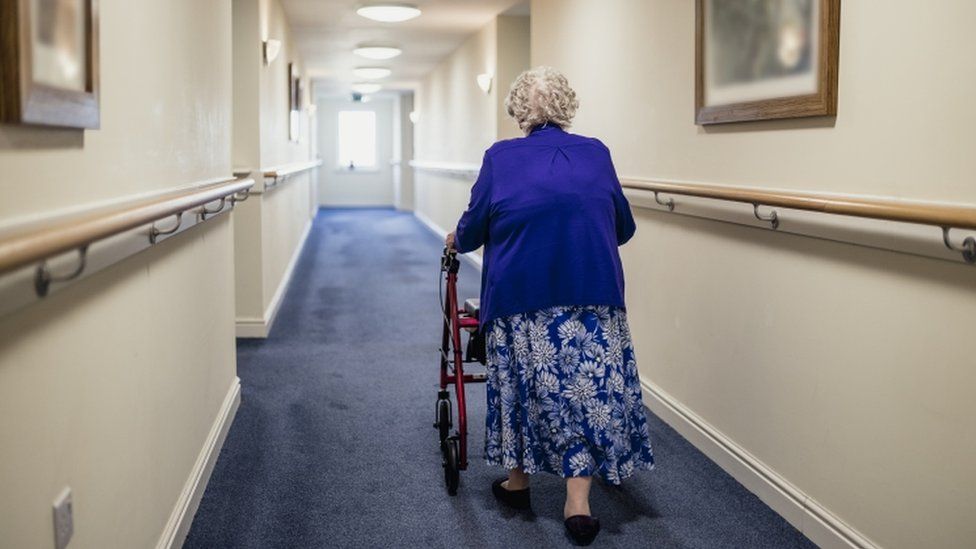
[184,208,817,549]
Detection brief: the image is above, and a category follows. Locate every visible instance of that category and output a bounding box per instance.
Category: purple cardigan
[455,125,636,325]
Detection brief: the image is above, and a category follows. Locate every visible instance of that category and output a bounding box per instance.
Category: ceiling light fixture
[353,45,402,60]
[356,3,422,23]
[353,67,392,79]
[352,82,382,95]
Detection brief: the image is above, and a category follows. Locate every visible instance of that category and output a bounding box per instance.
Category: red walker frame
[435,249,486,495]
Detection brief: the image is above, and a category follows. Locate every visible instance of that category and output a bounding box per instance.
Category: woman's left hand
[445,231,456,251]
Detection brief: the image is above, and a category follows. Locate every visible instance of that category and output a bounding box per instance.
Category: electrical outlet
[52,487,73,549]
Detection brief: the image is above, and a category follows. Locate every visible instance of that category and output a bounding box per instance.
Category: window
[337,110,376,170]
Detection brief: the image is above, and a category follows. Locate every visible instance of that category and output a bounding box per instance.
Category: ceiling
[281,0,529,96]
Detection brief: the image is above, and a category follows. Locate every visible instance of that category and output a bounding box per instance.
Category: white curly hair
[505,66,579,134]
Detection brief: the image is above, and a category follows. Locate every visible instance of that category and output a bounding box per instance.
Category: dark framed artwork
[288,62,301,142]
[0,0,100,128]
[695,0,840,125]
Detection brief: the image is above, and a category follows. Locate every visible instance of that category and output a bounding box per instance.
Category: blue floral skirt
[484,305,654,485]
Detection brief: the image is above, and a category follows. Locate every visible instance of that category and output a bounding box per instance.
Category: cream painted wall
[415,20,498,165]
[415,170,486,239]
[532,0,976,201]
[316,96,396,207]
[233,0,316,334]
[531,1,976,547]
[0,0,232,223]
[495,15,531,141]
[261,180,313,307]
[232,0,261,170]
[233,194,266,322]
[413,14,529,238]
[393,92,415,211]
[0,1,237,548]
[259,0,311,167]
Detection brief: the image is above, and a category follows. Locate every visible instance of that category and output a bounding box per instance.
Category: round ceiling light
[356,3,421,23]
[352,82,383,94]
[353,67,392,79]
[353,45,402,60]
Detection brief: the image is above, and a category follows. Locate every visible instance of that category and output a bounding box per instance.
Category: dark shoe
[564,515,601,546]
[491,477,531,510]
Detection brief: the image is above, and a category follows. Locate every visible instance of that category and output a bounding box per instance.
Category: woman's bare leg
[504,468,530,490]
[565,476,592,518]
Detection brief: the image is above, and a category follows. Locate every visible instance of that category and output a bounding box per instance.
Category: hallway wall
[315,95,396,207]
[531,1,976,548]
[415,20,498,165]
[258,0,312,167]
[0,1,238,548]
[233,0,317,337]
[494,15,531,142]
[413,15,529,238]
[393,92,415,211]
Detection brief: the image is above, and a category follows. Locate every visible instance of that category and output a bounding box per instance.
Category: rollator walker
[435,248,487,495]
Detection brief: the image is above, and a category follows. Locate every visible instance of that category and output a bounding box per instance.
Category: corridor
[183,209,813,549]
[2,1,975,548]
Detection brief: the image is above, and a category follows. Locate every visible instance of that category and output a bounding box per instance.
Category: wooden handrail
[621,178,976,231]
[263,159,323,179]
[409,160,480,177]
[0,177,253,276]
[621,178,976,263]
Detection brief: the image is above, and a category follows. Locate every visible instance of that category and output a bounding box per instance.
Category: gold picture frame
[695,0,840,125]
[0,0,100,128]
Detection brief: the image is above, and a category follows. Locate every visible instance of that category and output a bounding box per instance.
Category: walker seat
[463,298,480,319]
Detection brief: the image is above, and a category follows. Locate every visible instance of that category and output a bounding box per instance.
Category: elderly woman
[445,67,654,546]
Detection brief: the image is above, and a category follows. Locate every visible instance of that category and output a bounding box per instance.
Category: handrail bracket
[230,188,250,205]
[653,191,675,211]
[753,203,780,230]
[198,197,227,220]
[149,212,184,244]
[35,245,89,297]
[942,227,976,264]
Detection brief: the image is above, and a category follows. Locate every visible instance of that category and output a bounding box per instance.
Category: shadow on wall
[0,213,198,340]
[640,206,976,292]
[699,115,836,135]
[0,125,84,150]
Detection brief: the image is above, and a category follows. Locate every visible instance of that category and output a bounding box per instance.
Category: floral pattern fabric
[484,305,654,485]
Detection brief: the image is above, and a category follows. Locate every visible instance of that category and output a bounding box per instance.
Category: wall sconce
[476,73,493,94]
[263,39,282,65]
[409,111,419,124]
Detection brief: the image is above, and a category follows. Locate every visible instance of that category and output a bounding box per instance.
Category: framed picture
[695,0,840,125]
[288,62,301,142]
[0,0,100,128]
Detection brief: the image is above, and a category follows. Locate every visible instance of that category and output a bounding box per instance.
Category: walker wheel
[443,437,460,495]
[435,399,451,445]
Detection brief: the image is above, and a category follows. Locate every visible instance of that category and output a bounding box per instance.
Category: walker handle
[441,247,460,273]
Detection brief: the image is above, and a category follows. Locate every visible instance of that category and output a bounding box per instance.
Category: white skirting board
[413,210,483,269]
[639,379,878,549]
[235,220,312,338]
[156,376,241,549]
[414,208,875,548]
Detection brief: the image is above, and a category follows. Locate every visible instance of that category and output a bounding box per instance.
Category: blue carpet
[184,208,817,549]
